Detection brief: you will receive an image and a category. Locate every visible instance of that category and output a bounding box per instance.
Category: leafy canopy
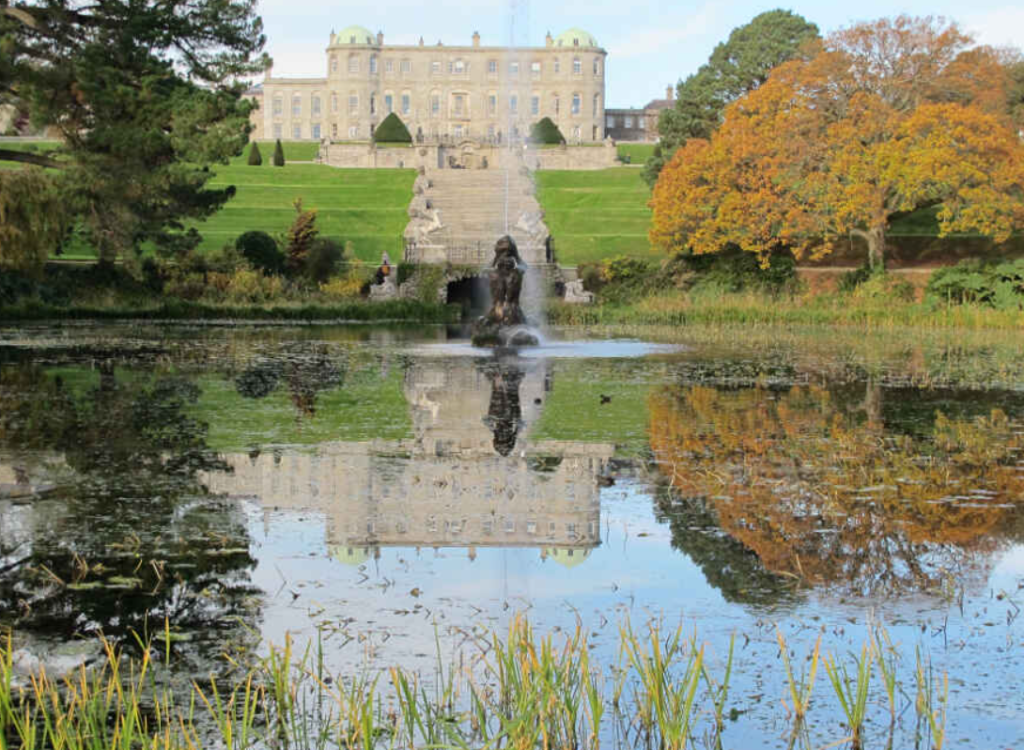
[649,15,1024,269]
[0,0,269,262]
[643,9,819,186]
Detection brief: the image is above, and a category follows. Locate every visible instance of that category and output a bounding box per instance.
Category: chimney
[472,31,480,47]
[377,30,383,46]
[418,36,424,46]
[545,31,553,47]
[666,84,674,102]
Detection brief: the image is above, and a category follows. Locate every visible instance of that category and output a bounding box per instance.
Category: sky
[254,0,1023,107]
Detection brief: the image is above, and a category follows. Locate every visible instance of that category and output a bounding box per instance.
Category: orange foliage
[649,16,1024,268]
[649,384,1023,596]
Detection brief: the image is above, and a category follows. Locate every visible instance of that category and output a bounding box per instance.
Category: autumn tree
[650,16,1024,269]
[642,9,819,186]
[0,168,70,275]
[285,199,318,274]
[0,0,268,263]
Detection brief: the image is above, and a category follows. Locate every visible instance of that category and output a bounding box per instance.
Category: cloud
[962,6,1024,49]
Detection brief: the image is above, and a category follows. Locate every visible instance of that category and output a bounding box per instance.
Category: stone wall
[321,140,617,170]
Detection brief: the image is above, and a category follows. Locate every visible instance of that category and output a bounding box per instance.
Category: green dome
[554,28,598,48]
[333,25,376,46]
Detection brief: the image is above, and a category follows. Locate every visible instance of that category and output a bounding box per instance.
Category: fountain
[471,235,541,348]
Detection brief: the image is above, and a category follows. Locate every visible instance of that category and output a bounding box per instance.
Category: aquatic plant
[823,643,873,749]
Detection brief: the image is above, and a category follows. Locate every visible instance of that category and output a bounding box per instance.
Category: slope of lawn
[535,168,655,265]
[616,143,657,166]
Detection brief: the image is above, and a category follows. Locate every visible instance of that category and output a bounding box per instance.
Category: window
[330,56,338,73]
[348,94,358,114]
[605,114,614,128]
[369,93,376,115]
[272,96,283,116]
[453,124,463,138]
[331,123,338,138]
[348,55,359,73]
[273,123,282,138]
[401,93,410,114]
[312,96,321,116]
[453,94,465,116]
[369,55,377,74]
[488,94,497,114]
[553,94,560,114]
[400,58,411,73]
[531,60,541,77]
[509,61,519,75]
[572,125,581,140]
[312,123,321,139]
[638,117,645,130]
[451,59,465,74]
[292,124,301,139]
[624,116,633,128]
[487,124,495,138]
[385,93,393,113]
[573,57,581,74]
[571,93,580,114]
[554,58,560,73]
[593,58,600,75]
[431,60,441,74]
[530,95,539,115]
[331,93,338,113]
[385,59,393,73]
[431,92,440,116]
[509,94,518,113]
[487,59,497,74]
[592,93,599,116]
[348,125,358,138]
[291,95,301,116]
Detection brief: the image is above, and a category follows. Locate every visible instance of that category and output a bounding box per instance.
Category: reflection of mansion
[251,26,607,144]
[203,360,615,565]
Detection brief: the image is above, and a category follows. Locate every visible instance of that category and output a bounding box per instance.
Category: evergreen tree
[529,117,565,145]
[273,139,286,166]
[643,10,818,187]
[284,199,318,275]
[248,142,263,166]
[0,0,269,263]
[373,113,412,143]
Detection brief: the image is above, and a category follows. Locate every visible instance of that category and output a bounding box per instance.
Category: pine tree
[273,139,286,167]
[248,142,263,166]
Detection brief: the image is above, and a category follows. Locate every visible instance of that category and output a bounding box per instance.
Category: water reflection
[204,356,612,563]
[650,382,1024,597]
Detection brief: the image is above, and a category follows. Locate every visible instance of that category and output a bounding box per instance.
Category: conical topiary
[272,139,285,167]
[247,141,263,165]
[373,113,412,144]
[529,117,565,145]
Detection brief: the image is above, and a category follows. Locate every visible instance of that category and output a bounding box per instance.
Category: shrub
[670,247,798,295]
[272,139,285,167]
[320,266,374,298]
[303,238,345,285]
[374,113,412,143]
[837,264,876,294]
[236,230,285,275]
[164,272,207,300]
[925,258,1024,310]
[284,199,319,276]
[225,268,284,303]
[247,142,263,166]
[851,273,915,303]
[529,117,565,145]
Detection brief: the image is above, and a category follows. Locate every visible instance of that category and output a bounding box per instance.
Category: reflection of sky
[247,481,1024,749]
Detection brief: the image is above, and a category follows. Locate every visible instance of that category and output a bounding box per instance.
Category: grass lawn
[247,141,321,162]
[535,168,655,265]
[616,143,657,166]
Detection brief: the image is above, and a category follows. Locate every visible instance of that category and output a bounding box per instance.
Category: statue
[481,361,525,456]
[471,236,540,347]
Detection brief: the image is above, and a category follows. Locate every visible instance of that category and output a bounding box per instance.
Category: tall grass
[0,618,954,750]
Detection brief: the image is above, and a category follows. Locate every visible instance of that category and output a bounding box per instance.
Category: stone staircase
[404,164,550,266]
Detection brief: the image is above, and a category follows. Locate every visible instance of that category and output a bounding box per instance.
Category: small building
[605,84,675,142]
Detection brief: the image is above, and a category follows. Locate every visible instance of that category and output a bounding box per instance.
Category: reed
[823,643,873,749]
[776,628,821,723]
[915,647,949,750]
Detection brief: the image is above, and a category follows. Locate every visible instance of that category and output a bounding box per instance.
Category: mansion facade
[251,26,607,144]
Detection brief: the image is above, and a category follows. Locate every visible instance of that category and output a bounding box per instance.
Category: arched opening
[446,276,490,319]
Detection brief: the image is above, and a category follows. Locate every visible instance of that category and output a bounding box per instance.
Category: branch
[0,149,62,168]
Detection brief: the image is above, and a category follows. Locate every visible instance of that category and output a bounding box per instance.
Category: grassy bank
[535,168,655,265]
[0,298,457,324]
[548,291,1024,330]
[616,143,657,165]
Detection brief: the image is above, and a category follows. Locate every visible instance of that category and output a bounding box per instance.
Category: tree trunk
[852,227,885,271]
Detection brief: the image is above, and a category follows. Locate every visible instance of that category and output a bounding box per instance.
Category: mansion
[250,26,607,144]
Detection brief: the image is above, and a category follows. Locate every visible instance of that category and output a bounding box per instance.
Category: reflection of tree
[0,364,256,657]
[480,360,525,457]
[649,384,1024,597]
[234,347,346,419]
